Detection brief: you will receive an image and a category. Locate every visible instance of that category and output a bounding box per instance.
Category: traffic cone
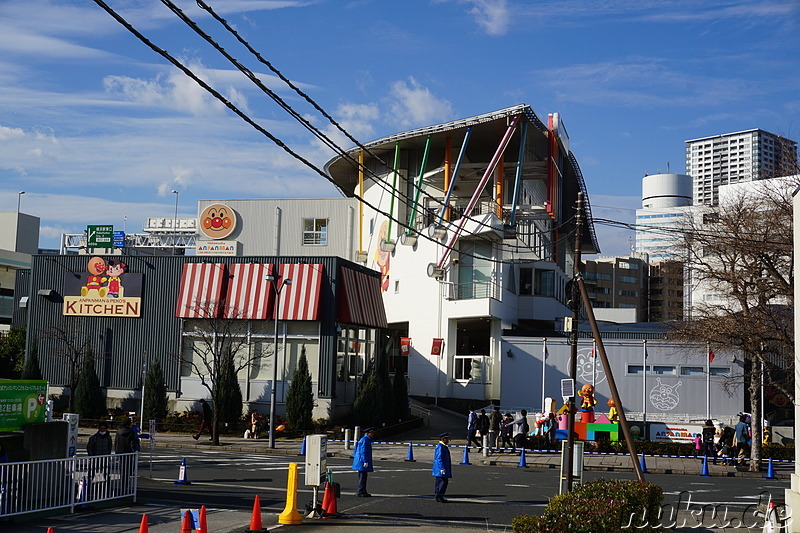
[46,528,55,533]
[699,455,710,477]
[517,447,528,468]
[297,436,306,456]
[322,482,338,519]
[320,481,332,513]
[640,452,649,474]
[197,505,208,533]
[244,495,265,532]
[179,510,192,533]
[174,458,191,485]
[404,442,416,462]
[137,514,148,533]
[766,457,777,480]
[460,445,471,465]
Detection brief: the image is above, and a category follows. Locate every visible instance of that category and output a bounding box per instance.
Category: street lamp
[171,190,179,254]
[264,270,292,448]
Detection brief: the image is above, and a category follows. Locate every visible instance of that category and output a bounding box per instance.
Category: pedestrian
[702,420,716,464]
[477,409,490,450]
[545,412,557,449]
[114,418,139,454]
[87,421,113,456]
[193,399,213,440]
[466,407,481,449]
[513,409,529,452]
[717,426,734,466]
[250,411,265,439]
[432,432,452,503]
[693,433,702,457]
[352,427,375,497]
[734,413,751,468]
[500,413,515,452]
[488,406,502,452]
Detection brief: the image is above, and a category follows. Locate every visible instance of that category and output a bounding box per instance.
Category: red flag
[590,347,596,358]
[431,338,444,356]
[400,337,411,355]
[709,350,715,363]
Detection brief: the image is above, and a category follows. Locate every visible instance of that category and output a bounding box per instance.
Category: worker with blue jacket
[432,432,452,503]
[352,427,375,497]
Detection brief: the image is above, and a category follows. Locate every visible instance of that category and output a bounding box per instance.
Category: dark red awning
[337,267,388,329]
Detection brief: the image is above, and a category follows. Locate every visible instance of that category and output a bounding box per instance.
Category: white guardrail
[0,453,138,518]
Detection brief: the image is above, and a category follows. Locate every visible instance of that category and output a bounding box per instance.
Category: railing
[410,404,432,427]
[0,453,138,518]
[447,280,499,300]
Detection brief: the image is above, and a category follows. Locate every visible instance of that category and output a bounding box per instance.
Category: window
[303,218,328,245]
[709,366,731,376]
[652,365,676,375]
[534,269,555,297]
[619,275,638,284]
[681,366,704,376]
[519,268,533,295]
[454,355,487,382]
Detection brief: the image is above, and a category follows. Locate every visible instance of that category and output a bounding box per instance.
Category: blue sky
[1,0,798,255]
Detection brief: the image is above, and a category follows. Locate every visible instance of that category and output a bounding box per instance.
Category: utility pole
[565,192,584,492]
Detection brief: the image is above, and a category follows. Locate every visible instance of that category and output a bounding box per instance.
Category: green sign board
[0,380,48,430]
[87,225,114,247]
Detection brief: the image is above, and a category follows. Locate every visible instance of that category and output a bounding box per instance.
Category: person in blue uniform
[432,432,452,503]
[352,427,375,497]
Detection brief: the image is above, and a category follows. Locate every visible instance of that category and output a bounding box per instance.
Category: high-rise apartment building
[635,173,692,262]
[685,129,797,206]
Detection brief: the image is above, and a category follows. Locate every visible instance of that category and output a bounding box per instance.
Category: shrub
[513,478,663,533]
[143,359,169,422]
[285,346,314,431]
[215,350,243,427]
[74,352,106,420]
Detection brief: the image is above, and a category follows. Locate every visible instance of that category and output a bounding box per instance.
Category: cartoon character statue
[578,383,597,422]
[81,257,108,297]
[607,398,619,423]
[105,260,127,298]
[374,220,390,292]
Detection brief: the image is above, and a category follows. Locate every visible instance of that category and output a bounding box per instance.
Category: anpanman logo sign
[199,203,237,240]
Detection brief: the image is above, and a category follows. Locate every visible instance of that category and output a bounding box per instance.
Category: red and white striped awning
[225,263,274,319]
[175,263,227,318]
[337,267,388,329]
[275,263,324,321]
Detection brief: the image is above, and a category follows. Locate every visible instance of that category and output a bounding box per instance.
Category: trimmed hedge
[512,478,663,533]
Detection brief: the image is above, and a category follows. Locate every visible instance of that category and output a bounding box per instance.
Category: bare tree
[676,175,797,471]
[40,319,96,412]
[179,300,264,445]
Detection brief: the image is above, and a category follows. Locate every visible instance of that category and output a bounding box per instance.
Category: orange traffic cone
[46,528,55,533]
[320,481,331,513]
[180,510,193,533]
[322,482,338,519]
[244,495,265,532]
[197,505,208,533]
[138,513,148,533]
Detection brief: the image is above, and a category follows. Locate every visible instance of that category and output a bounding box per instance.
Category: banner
[400,337,411,355]
[431,338,444,356]
[62,256,143,317]
[0,380,48,431]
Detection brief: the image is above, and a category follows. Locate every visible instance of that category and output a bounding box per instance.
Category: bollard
[482,434,489,457]
[640,452,649,474]
[278,463,303,525]
[297,436,306,456]
[354,426,361,448]
[344,429,351,450]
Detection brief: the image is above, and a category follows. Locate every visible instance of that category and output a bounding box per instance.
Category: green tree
[353,340,394,427]
[392,364,409,422]
[74,348,106,420]
[143,358,169,422]
[215,348,243,430]
[0,326,26,379]
[285,345,313,431]
[21,336,43,380]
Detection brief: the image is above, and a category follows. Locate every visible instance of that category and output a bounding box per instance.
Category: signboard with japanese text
[0,380,48,431]
[87,225,113,247]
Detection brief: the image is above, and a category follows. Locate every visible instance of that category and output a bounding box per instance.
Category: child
[694,433,702,457]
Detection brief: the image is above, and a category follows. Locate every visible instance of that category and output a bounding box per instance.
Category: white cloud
[0,126,25,141]
[386,77,454,128]
[464,0,510,36]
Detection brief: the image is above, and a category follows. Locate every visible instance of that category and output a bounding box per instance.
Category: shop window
[534,269,555,297]
[454,355,489,383]
[303,218,328,245]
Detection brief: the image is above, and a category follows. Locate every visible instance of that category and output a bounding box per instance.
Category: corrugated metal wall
[23,254,380,399]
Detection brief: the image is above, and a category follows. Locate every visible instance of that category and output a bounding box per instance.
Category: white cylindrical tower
[642,173,692,208]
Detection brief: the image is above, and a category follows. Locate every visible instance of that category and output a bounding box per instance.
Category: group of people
[692,415,752,468]
[351,428,454,502]
[87,418,140,456]
[467,406,556,454]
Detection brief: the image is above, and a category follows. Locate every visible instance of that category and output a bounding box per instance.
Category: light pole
[265,270,292,448]
[171,190,179,254]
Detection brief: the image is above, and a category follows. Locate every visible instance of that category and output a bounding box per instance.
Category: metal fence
[0,453,138,518]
